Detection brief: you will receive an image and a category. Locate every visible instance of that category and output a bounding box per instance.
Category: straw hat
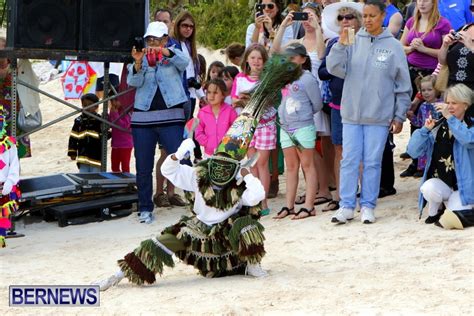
[438,209,464,230]
[321,0,364,35]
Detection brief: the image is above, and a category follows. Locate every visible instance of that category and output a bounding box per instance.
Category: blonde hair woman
[407,84,474,224]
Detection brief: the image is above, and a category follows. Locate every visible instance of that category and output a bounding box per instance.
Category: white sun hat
[143,21,168,38]
[321,0,364,36]
[438,209,464,230]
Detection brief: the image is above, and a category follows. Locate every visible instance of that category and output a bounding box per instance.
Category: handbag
[435,64,449,92]
[18,107,42,132]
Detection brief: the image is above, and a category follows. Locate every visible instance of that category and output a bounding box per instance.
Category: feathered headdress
[206,54,302,186]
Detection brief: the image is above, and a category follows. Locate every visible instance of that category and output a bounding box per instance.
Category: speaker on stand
[81,0,146,53]
[7,0,80,50]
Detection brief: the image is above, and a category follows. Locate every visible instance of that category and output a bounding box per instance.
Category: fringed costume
[0,107,21,248]
[96,54,303,290]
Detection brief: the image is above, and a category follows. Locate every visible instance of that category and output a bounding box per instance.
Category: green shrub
[186,0,252,49]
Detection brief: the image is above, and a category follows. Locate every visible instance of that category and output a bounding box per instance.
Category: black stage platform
[18,172,137,227]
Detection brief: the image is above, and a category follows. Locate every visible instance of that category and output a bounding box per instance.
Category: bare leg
[321,136,336,188]
[314,150,331,200]
[283,147,299,212]
[293,148,318,219]
[155,149,167,196]
[333,145,342,202]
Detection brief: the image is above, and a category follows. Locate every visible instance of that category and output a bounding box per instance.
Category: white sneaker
[139,212,153,224]
[361,206,376,224]
[331,207,355,224]
[93,271,124,291]
[245,263,268,278]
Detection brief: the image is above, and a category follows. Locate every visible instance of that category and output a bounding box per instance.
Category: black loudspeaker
[82,0,146,53]
[7,0,80,50]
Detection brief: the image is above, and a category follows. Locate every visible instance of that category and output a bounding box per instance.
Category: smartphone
[292,12,309,21]
[133,37,144,51]
[255,4,264,17]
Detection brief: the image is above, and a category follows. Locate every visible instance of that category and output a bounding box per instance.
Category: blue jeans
[340,124,389,209]
[132,125,184,213]
[79,164,101,173]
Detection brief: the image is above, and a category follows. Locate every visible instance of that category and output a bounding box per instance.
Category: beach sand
[0,51,472,315]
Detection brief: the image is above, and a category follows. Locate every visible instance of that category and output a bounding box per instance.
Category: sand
[0,49,473,315]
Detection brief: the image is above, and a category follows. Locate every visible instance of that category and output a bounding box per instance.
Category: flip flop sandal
[273,207,295,219]
[295,194,306,205]
[292,207,316,220]
[314,196,333,205]
[322,200,339,212]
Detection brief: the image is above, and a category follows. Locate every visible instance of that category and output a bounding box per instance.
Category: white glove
[174,139,195,160]
[2,181,13,196]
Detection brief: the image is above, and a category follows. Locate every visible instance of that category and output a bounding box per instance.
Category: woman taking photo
[129,22,189,224]
[326,0,412,224]
[407,84,474,224]
[438,23,474,90]
[319,1,363,212]
[246,0,293,50]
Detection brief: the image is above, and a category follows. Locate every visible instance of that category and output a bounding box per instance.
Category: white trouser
[420,178,474,216]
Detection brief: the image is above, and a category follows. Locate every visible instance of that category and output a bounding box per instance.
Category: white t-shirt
[181,41,205,99]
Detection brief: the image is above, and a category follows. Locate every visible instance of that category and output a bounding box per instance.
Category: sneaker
[153,193,171,207]
[168,194,186,206]
[139,212,153,224]
[361,206,375,224]
[93,271,124,291]
[245,263,268,278]
[331,207,355,224]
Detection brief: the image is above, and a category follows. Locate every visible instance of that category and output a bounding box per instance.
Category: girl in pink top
[109,96,133,172]
[231,44,276,216]
[195,79,238,157]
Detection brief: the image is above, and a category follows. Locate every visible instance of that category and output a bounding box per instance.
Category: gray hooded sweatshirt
[326,28,412,127]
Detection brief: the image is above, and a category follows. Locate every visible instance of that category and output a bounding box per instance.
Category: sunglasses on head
[337,14,356,21]
[301,2,319,10]
[259,3,275,9]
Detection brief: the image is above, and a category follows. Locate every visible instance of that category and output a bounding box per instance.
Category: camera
[292,12,309,21]
[187,77,202,89]
[255,4,264,16]
[133,37,144,51]
[451,31,462,40]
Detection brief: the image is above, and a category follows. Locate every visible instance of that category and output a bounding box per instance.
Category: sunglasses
[259,3,275,10]
[180,23,194,29]
[146,36,167,44]
[301,2,319,10]
[337,14,356,21]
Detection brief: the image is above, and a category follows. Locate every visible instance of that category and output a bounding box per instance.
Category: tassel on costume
[228,216,266,264]
[117,238,174,285]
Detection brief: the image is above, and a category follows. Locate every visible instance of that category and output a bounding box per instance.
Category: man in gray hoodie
[326,0,412,224]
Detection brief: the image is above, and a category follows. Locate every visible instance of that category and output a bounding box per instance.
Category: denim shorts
[330,108,343,145]
[280,125,316,149]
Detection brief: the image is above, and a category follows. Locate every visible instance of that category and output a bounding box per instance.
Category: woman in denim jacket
[407,84,474,225]
[128,21,190,224]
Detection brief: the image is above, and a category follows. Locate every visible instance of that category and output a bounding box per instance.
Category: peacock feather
[215,54,302,161]
[241,54,303,121]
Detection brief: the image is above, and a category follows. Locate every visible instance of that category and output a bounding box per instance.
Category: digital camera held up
[187,77,202,89]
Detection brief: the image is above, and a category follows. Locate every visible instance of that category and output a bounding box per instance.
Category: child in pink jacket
[195,79,238,157]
